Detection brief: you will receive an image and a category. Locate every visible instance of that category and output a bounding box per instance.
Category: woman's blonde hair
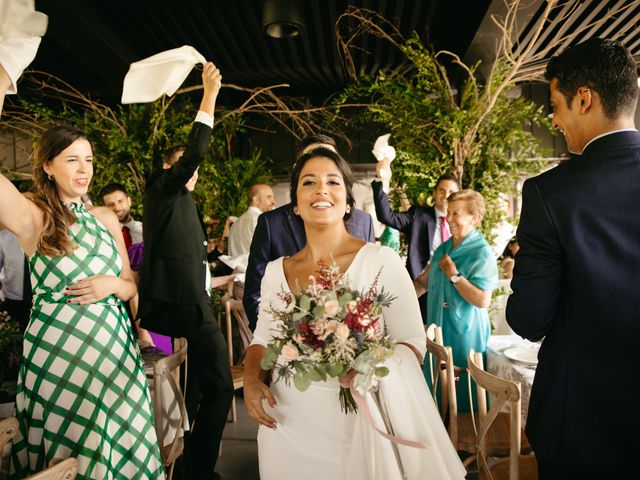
[31,126,92,256]
[447,189,485,226]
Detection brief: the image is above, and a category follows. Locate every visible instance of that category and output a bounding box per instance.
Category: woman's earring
[48,174,54,181]
[293,206,300,216]
[345,205,351,214]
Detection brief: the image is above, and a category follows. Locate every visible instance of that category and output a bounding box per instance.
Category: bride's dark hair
[290,147,355,221]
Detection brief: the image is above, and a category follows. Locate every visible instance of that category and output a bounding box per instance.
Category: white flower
[282,295,295,313]
[335,323,350,340]
[324,299,340,316]
[281,343,300,361]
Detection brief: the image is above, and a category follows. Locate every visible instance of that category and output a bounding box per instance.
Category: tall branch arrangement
[0,70,349,233]
[333,0,632,236]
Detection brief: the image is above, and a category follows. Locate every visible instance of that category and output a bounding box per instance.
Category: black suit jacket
[139,122,212,335]
[371,180,436,279]
[506,130,640,468]
[243,203,375,329]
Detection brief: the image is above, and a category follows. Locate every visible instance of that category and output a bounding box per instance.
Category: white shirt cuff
[195,111,214,128]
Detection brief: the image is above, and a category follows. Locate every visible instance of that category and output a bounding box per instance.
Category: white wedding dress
[251,243,466,480]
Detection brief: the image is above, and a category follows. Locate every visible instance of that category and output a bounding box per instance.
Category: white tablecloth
[486,335,538,425]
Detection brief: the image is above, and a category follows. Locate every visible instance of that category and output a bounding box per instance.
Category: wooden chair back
[225,299,253,422]
[153,337,188,480]
[425,324,458,446]
[0,417,19,472]
[26,457,78,479]
[467,349,536,480]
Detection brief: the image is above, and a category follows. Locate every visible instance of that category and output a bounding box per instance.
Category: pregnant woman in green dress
[0,126,163,479]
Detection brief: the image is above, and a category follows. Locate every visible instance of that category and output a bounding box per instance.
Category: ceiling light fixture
[262,0,304,38]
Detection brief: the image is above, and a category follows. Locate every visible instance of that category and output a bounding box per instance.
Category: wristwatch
[450,273,463,284]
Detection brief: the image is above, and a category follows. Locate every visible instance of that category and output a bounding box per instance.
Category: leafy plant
[334,7,555,240]
[0,310,22,369]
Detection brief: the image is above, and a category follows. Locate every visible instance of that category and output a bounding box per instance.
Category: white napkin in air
[121,45,206,104]
[372,134,396,162]
[0,0,48,94]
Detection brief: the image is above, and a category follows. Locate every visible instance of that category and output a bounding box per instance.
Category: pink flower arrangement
[260,260,396,413]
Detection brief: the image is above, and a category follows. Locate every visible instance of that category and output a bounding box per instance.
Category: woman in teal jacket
[416,189,498,411]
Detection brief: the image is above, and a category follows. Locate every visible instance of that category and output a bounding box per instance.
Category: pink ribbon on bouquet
[341,378,428,449]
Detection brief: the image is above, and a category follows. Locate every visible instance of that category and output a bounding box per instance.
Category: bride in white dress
[243,147,466,480]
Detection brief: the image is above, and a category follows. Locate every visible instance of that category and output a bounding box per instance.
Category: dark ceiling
[30,0,493,105]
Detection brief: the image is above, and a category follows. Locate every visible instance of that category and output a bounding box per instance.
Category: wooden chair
[0,417,19,472]
[26,457,78,479]
[224,299,253,422]
[425,325,530,459]
[467,349,538,480]
[152,337,188,480]
[214,276,236,328]
[425,324,459,443]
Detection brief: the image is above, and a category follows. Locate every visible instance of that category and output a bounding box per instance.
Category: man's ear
[578,87,592,111]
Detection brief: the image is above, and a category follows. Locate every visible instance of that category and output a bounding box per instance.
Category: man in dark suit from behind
[243,134,375,330]
[372,168,459,323]
[506,38,640,479]
[139,62,233,480]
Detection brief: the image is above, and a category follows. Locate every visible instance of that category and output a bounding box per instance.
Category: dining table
[486,334,540,425]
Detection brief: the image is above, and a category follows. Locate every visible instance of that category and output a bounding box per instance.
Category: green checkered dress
[11,203,164,479]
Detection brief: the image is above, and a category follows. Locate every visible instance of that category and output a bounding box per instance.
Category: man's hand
[202,62,222,97]
[199,62,222,115]
[375,158,392,179]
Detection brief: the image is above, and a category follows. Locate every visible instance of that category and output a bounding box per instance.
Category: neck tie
[441,216,451,242]
[122,225,132,250]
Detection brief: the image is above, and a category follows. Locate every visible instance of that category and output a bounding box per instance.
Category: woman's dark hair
[32,125,93,256]
[290,147,355,221]
[296,134,337,158]
[545,38,639,119]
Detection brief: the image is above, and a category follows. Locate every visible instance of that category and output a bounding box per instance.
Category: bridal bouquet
[260,260,396,413]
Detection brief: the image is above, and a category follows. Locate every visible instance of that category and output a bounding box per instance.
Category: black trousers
[537,456,629,480]
[146,299,233,479]
[3,298,31,333]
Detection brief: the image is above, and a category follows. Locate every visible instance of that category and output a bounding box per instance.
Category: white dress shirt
[0,230,26,301]
[228,206,262,267]
[430,209,447,259]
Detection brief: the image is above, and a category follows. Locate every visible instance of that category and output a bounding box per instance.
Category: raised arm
[371,180,415,232]
[0,63,11,116]
[0,174,43,254]
[156,62,222,196]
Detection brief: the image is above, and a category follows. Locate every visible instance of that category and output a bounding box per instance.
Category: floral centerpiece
[260,260,396,413]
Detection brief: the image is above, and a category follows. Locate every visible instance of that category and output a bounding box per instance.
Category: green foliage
[335,34,552,239]
[196,149,273,236]
[0,310,22,368]
[9,95,272,231]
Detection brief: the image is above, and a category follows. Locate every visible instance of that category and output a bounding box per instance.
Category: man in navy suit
[507,38,639,478]
[372,169,459,322]
[243,135,375,329]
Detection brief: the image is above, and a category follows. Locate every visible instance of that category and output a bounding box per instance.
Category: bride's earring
[345,205,351,214]
[293,206,300,216]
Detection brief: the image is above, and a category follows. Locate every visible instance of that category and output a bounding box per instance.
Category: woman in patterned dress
[0,126,164,479]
